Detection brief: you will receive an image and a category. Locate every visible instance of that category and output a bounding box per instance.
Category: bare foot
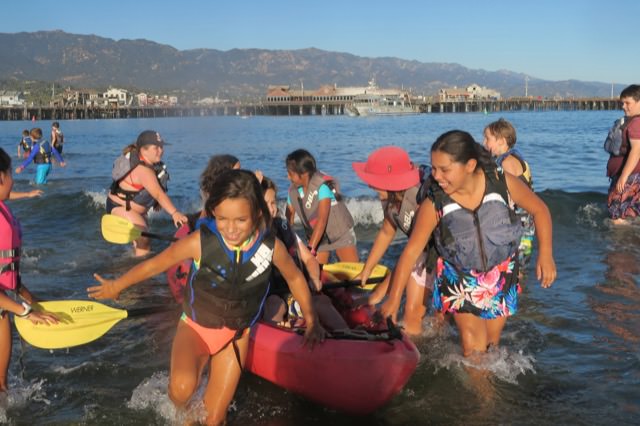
[611,218,630,225]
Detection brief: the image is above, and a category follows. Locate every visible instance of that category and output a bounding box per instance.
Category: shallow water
[1,111,638,425]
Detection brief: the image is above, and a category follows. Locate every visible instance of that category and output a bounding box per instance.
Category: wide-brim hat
[352,146,419,191]
[136,130,165,148]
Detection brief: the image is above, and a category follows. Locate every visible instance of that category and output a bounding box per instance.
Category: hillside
[0,30,623,99]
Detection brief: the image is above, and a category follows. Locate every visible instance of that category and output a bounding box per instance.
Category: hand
[27,310,59,326]
[616,175,628,193]
[302,321,325,349]
[356,267,372,287]
[254,170,263,183]
[15,166,23,174]
[379,295,400,321]
[87,273,122,300]
[171,211,188,227]
[310,277,323,293]
[536,254,557,288]
[60,162,66,168]
[28,189,43,198]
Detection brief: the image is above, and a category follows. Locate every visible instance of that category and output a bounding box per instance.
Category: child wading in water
[89,169,325,425]
[352,146,437,335]
[15,127,65,184]
[483,118,536,274]
[382,130,556,359]
[285,149,358,265]
[0,148,58,397]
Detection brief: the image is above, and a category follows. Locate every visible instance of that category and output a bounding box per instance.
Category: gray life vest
[110,152,169,210]
[183,219,275,330]
[384,185,420,236]
[287,171,355,244]
[428,167,523,272]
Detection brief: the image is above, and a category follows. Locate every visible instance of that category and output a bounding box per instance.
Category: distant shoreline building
[439,84,501,101]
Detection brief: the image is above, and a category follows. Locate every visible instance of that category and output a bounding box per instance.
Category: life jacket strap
[0,261,18,274]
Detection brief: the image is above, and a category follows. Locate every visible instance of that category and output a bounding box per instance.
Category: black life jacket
[19,136,31,151]
[287,171,354,245]
[269,217,306,295]
[183,219,275,330]
[426,167,523,272]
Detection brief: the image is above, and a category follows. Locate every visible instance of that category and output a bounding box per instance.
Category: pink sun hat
[352,146,420,191]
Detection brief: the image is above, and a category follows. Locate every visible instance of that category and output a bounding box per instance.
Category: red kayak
[166,225,420,414]
[246,321,419,414]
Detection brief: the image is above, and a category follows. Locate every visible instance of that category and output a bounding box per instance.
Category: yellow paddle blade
[101,214,142,244]
[323,262,388,290]
[15,300,128,349]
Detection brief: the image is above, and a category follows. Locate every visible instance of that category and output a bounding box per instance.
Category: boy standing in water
[15,128,65,184]
[17,130,31,159]
[51,122,64,154]
[483,118,536,274]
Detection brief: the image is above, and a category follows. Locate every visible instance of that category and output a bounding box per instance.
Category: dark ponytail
[431,130,495,171]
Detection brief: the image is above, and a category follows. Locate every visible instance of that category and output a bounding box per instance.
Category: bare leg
[485,317,507,348]
[110,205,151,257]
[402,277,427,336]
[0,315,11,392]
[262,295,287,324]
[335,245,359,263]
[168,321,209,409]
[453,313,489,358]
[202,330,249,426]
[315,251,330,265]
[313,294,348,330]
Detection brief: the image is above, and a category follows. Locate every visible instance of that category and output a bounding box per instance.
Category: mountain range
[0,30,623,99]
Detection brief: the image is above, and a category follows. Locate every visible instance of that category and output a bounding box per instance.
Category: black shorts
[106,197,120,214]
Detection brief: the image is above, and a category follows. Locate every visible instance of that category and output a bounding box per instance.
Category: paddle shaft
[322,275,386,290]
[140,230,177,242]
[127,305,175,317]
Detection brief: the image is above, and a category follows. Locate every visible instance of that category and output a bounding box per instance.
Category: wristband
[17,302,32,318]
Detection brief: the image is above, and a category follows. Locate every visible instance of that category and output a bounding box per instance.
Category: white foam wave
[84,190,107,210]
[127,371,241,424]
[576,202,607,229]
[418,319,537,385]
[0,378,50,422]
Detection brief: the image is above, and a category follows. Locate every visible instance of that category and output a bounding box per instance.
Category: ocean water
[1,110,638,425]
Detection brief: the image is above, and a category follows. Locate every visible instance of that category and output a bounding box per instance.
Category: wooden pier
[0,98,621,121]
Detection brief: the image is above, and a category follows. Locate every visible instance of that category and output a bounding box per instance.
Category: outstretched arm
[88,230,200,299]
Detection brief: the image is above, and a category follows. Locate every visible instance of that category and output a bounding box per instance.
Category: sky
[2,0,638,84]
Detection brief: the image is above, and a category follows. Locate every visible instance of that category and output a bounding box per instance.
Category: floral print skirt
[432,253,520,319]
[607,173,640,220]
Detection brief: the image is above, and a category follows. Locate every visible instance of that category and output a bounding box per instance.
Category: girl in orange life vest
[352,146,437,336]
[89,169,325,426]
[107,130,187,257]
[381,131,556,359]
[285,149,359,265]
[0,148,58,395]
